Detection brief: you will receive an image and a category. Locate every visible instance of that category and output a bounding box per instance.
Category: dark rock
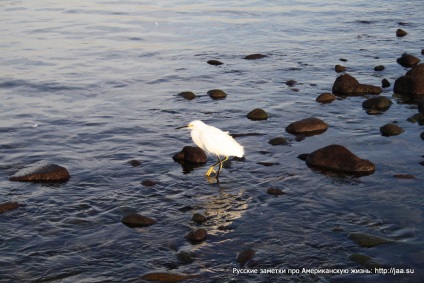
[422,49,424,55]
[380,124,404,136]
[348,232,393,248]
[421,131,424,140]
[335,65,346,73]
[418,100,424,115]
[141,180,157,187]
[297,153,309,161]
[243,54,267,60]
[178,205,193,212]
[192,213,207,224]
[9,161,70,183]
[207,60,223,66]
[268,137,289,146]
[295,134,306,142]
[207,89,227,99]
[339,58,348,62]
[178,91,196,100]
[247,108,268,120]
[141,272,199,282]
[266,188,285,196]
[362,96,392,110]
[305,144,375,174]
[349,253,384,269]
[374,65,385,71]
[0,202,26,214]
[129,159,141,167]
[332,74,382,96]
[316,93,336,103]
[186,229,207,242]
[396,53,420,68]
[285,117,328,136]
[236,249,256,265]
[396,28,407,37]
[173,146,207,163]
[285,80,297,86]
[121,213,156,228]
[382,78,391,88]
[407,113,424,124]
[177,251,194,264]
[393,174,415,179]
[256,162,279,167]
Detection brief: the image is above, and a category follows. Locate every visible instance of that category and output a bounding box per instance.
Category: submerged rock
[396,53,420,68]
[9,161,70,183]
[348,232,393,248]
[332,74,382,96]
[207,89,227,99]
[305,144,375,175]
[0,202,26,214]
[266,188,285,196]
[362,96,392,111]
[268,137,289,146]
[335,65,346,73]
[141,272,199,282]
[236,249,256,265]
[316,92,336,103]
[374,65,385,71]
[178,91,196,100]
[243,54,267,60]
[207,59,223,65]
[381,78,391,88]
[380,123,404,136]
[121,213,156,228]
[192,213,208,224]
[173,146,207,164]
[285,117,328,136]
[394,64,424,96]
[396,28,407,37]
[186,228,207,242]
[247,108,268,120]
[349,253,384,269]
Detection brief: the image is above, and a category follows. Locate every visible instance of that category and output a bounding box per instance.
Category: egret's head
[177,120,205,130]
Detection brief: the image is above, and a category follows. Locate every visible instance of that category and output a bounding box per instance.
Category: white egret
[177,120,244,178]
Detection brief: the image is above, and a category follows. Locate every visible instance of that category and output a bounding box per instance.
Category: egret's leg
[216,156,229,179]
[205,156,221,177]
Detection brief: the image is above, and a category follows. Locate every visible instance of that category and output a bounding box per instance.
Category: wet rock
[305,144,375,174]
[121,213,156,228]
[335,65,346,73]
[316,92,336,103]
[418,100,424,115]
[9,161,70,183]
[141,180,157,187]
[348,232,393,248]
[186,228,207,242]
[285,117,328,136]
[176,251,195,264]
[266,188,285,196]
[172,146,207,164]
[349,253,384,269]
[380,123,404,136]
[0,202,26,214]
[297,153,309,161]
[141,272,199,282]
[374,65,385,71]
[207,59,223,66]
[396,53,420,68]
[236,249,256,265]
[256,162,279,167]
[366,109,383,115]
[422,49,424,55]
[393,174,415,179]
[396,28,407,37]
[178,205,193,212]
[362,96,392,111]
[192,213,207,224]
[247,108,268,120]
[332,74,382,96]
[207,89,227,99]
[178,91,196,100]
[268,137,289,146]
[129,159,141,167]
[285,80,297,86]
[407,113,424,124]
[381,78,391,88]
[243,54,267,60]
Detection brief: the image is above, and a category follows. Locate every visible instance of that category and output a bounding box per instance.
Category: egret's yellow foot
[205,166,216,177]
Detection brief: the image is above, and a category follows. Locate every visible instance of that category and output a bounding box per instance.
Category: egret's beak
[176,125,188,129]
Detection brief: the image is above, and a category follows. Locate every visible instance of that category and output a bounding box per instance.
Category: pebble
[121,213,157,228]
[268,137,289,146]
[9,161,70,183]
[178,91,196,100]
[246,108,268,120]
[266,188,285,196]
[186,229,207,242]
[380,123,404,136]
[316,92,336,103]
[236,249,256,265]
[207,60,223,65]
[243,54,267,60]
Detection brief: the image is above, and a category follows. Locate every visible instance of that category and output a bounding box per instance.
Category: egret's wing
[199,125,244,157]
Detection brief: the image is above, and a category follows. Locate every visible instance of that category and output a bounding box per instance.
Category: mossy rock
[247,108,268,120]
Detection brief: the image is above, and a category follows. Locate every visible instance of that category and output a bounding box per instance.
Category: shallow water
[1,1,423,282]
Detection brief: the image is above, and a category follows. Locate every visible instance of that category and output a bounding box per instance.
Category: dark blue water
[1,1,423,282]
